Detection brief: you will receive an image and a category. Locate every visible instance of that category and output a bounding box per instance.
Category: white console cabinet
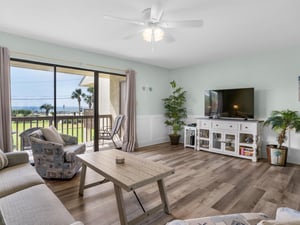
[184,126,197,149]
[196,118,263,162]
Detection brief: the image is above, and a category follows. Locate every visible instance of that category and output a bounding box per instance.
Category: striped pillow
[0,149,8,169]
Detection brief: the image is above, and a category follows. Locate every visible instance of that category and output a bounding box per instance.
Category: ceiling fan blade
[163,30,175,43]
[161,20,203,28]
[104,15,145,26]
[150,1,164,22]
[122,29,144,40]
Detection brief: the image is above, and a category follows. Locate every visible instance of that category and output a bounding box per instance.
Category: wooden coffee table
[76,149,175,225]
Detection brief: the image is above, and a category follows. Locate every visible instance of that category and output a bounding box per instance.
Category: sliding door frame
[10,58,125,152]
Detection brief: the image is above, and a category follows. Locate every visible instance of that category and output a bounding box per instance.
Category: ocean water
[12,106,84,113]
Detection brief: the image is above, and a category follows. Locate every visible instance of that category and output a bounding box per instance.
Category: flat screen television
[204,87,254,119]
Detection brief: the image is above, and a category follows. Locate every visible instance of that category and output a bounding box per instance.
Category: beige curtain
[0,47,12,152]
[122,69,136,152]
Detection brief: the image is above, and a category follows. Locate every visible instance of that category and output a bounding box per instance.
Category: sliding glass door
[56,67,95,149]
[11,61,54,150]
[10,59,125,152]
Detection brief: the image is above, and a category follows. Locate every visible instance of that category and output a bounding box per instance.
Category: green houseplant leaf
[162,80,187,136]
[264,109,300,148]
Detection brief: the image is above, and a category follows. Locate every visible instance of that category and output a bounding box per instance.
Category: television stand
[196,118,263,162]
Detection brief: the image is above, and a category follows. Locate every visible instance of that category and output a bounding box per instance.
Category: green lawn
[12,121,94,150]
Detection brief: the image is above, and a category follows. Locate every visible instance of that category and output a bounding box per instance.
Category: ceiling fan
[104,3,203,43]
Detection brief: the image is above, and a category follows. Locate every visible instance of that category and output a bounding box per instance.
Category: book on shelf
[239,146,253,156]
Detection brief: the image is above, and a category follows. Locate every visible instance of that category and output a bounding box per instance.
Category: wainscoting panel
[136,115,201,148]
[136,115,169,147]
[136,115,300,164]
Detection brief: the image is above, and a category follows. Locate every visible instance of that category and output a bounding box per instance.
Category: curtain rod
[11,51,126,73]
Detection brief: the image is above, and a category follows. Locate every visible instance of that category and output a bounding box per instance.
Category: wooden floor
[46,143,300,225]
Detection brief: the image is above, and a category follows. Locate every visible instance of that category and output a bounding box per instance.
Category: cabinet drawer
[239,123,257,132]
[200,120,211,128]
[212,121,237,130]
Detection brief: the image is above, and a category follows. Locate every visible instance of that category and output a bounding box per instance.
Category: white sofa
[0,151,83,225]
[166,207,300,225]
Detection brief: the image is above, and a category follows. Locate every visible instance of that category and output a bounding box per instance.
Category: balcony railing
[12,114,112,150]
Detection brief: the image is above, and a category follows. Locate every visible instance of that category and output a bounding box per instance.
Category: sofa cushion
[0,163,44,198]
[6,152,29,167]
[0,149,8,170]
[64,144,85,162]
[0,184,75,225]
[42,126,65,145]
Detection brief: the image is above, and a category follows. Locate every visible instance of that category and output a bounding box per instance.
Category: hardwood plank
[45,143,300,225]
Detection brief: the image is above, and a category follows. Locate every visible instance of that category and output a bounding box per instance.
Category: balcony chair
[99,114,124,149]
[19,127,42,164]
[29,128,86,179]
[19,127,41,151]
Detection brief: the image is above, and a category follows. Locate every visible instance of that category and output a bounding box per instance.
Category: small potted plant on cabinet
[264,109,300,166]
[162,80,187,145]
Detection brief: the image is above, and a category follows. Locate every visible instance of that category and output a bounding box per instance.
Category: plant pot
[266,144,277,163]
[266,144,288,166]
[169,134,181,145]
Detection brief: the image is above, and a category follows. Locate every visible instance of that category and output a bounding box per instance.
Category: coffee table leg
[114,184,128,225]
[157,179,171,214]
[79,164,87,196]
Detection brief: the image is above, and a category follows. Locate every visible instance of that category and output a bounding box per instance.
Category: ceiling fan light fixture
[142,27,164,42]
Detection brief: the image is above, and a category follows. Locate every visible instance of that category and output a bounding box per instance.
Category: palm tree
[264,109,300,148]
[40,104,53,116]
[84,87,94,109]
[71,88,86,115]
[84,95,93,109]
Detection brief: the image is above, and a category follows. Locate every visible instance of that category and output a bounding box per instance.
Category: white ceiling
[0,0,300,69]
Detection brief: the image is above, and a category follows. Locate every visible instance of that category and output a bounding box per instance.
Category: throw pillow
[0,149,8,170]
[276,207,300,221]
[257,219,300,225]
[41,126,65,145]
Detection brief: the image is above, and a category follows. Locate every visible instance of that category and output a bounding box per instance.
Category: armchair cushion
[0,150,8,169]
[64,144,86,162]
[61,134,78,145]
[30,129,85,179]
[42,126,65,145]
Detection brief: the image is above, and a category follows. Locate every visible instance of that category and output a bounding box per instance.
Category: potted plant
[264,109,300,166]
[162,80,187,145]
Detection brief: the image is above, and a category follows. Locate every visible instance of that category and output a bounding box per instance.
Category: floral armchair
[29,129,86,179]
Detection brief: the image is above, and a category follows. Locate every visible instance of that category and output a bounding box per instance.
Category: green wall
[171,47,300,164]
[0,31,170,115]
[171,47,300,119]
[2,31,300,163]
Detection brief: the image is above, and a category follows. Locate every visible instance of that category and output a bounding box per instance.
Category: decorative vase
[169,134,180,145]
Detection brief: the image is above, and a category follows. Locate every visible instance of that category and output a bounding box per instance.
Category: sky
[11,66,90,110]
